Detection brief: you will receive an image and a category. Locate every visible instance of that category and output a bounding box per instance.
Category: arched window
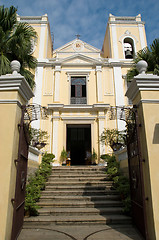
[123,38,134,59]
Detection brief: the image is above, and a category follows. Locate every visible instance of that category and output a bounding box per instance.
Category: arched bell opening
[123,38,134,59]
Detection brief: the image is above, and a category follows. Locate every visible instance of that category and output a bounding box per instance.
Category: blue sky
[0,0,159,50]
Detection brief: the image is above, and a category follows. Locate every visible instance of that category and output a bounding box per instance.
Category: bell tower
[102,14,147,59]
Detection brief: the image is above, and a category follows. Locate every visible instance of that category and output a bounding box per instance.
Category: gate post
[0,61,34,240]
[126,60,159,240]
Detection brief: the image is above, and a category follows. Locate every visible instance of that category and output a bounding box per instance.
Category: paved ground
[18,224,143,240]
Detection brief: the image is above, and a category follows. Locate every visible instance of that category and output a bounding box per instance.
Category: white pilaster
[113,65,126,131]
[111,24,119,59]
[32,66,44,129]
[39,24,46,59]
[54,65,61,102]
[96,65,103,102]
[138,24,146,49]
[52,111,60,161]
[98,113,105,156]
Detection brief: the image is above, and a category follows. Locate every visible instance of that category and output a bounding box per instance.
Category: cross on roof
[75,34,81,39]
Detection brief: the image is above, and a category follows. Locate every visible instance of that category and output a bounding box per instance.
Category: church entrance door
[66,124,91,165]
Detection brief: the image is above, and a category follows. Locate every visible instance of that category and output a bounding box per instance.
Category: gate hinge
[11,198,15,205]
[142,159,146,163]
[14,159,19,165]
[18,123,23,130]
[139,123,142,127]
[145,197,149,201]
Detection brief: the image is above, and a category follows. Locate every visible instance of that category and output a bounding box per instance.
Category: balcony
[71,97,87,104]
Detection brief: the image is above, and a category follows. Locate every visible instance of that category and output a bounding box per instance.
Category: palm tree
[127,38,159,81]
[0,5,37,89]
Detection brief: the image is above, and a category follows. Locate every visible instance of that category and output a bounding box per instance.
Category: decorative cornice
[126,74,159,101]
[48,104,110,112]
[48,104,64,110]
[140,99,159,104]
[61,117,96,120]
[0,99,22,108]
[93,104,110,110]
[0,74,34,102]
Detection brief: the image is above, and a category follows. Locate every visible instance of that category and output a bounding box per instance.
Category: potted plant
[29,127,49,150]
[91,148,97,165]
[60,147,67,165]
[100,129,126,151]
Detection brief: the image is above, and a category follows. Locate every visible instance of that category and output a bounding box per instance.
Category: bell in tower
[124,42,133,59]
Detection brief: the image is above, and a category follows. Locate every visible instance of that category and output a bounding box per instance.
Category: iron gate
[11,104,48,240]
[126,107,148,239]
[108,106,149,239]
[11,106,29,240]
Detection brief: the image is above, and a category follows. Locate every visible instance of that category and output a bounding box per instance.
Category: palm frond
[0,5,17,32]
[0,54,11,75]
[20,68,35,90]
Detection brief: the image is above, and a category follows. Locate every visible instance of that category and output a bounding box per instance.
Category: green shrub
[105,155,131,215]
[25,153,55,216]
[100,154,113,161]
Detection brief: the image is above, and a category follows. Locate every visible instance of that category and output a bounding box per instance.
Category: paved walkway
[18,224,143,240]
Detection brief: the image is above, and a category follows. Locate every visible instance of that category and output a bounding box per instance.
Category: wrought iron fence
[71,97,87,104]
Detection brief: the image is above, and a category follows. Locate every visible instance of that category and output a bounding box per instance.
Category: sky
[0,0,159,51]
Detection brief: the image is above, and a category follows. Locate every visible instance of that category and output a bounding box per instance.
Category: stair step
[48,177,109,181]
[26,166,131,227]
[51,166,106,171]
[46,181,113,186]
[38,207,123,216]
[41,190,118,196]
[39,195,120,201]
[45,185,113,191]
[37,200,123,208]
[24,215,131,225]
[49,173,108,177]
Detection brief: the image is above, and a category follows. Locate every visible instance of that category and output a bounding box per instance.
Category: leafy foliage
[25,153,55,216]
[91,148,97,164]
[127,38,159,81]
[100,129,126,151]
[29,127,49,149]
[105,155,131,215]
[0,5,37,89]
[60,147,67,164]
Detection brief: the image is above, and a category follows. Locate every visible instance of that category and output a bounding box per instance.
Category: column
[52,111,60,164]
[32,66,44,129]
[113,64,126,131]
[96,65,103,102]
[54,65,61,102]
[98,111,105,156]
[111,24,119,59]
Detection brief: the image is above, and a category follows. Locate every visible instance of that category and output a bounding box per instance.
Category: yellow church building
[17,13,147,165]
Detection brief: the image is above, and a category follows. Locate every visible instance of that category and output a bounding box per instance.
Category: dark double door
[67,124,91,165]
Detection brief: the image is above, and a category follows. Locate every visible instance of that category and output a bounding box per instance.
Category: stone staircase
[24,166,131,226]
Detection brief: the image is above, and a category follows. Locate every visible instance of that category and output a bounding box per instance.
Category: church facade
[18,14,147,165]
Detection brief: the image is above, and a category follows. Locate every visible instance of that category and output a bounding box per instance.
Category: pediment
[57,54,102,65]
[54,39,101,54]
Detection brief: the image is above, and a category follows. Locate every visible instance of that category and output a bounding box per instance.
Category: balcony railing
[71,97,87,104]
